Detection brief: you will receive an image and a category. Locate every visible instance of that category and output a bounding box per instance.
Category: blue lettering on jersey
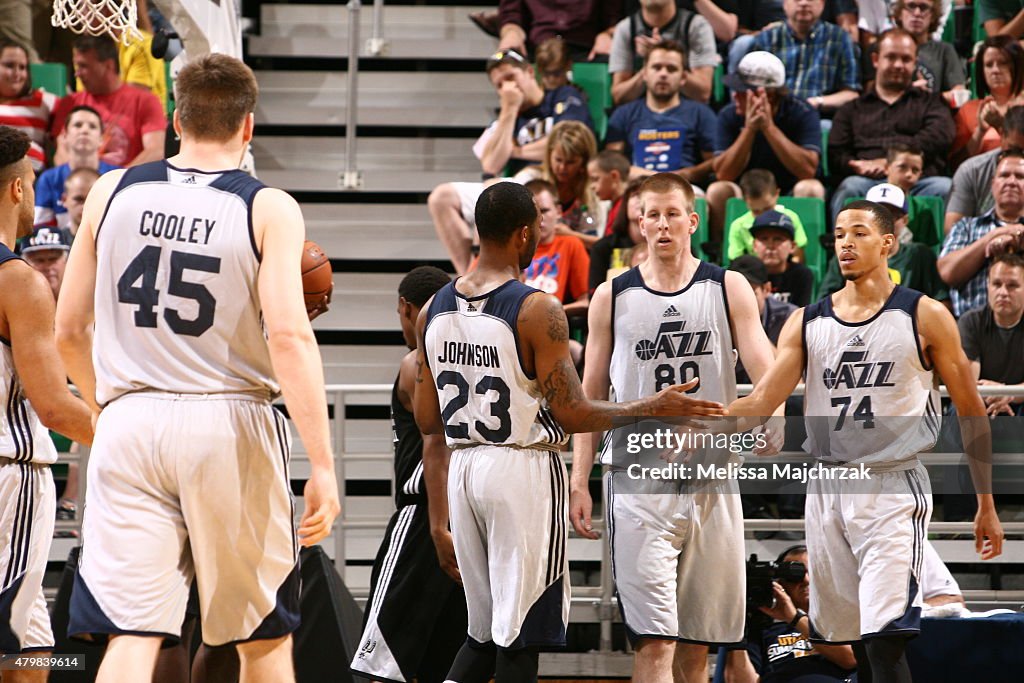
[634,320,714,361]
[436,341,501,368]
[139,211,216,245]
[822,350,897,390]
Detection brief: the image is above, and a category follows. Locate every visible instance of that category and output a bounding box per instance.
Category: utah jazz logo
[634,320,713,361]
[636,319,713,393]
[822,350,896,390]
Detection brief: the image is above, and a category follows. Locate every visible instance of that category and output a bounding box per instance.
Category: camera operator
[725,546,856,683]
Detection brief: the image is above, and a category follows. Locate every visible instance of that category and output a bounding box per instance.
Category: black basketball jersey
[391,373,425,507]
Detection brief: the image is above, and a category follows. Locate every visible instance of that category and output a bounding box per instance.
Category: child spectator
[750,210,815,306]
[35,105,119,228]
[885,141,924,193]
[726,169,808,262]
[588,149,630,236]
[62,167,101,236]
[820,183,948,300]
[523,179,590,317]
[535,37,572,91]
[589,177,644,294]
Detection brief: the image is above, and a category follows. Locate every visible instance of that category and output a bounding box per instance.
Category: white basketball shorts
[606,470,746,645]
[0,459,55,653]
[68,392,299,646]
[447,445,569,649]
[805,461,932,643]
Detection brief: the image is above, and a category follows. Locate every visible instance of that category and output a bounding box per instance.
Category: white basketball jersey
[0,250,58,465]
[803,287,941,466]
[423,280,568,451]
[93,161,278,405]
[603,263,737,465]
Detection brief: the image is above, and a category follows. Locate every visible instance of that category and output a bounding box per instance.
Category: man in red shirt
[50,35,166,168]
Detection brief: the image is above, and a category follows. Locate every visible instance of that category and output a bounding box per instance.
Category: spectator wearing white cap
[819,183,949,300]
[706,51,826,246]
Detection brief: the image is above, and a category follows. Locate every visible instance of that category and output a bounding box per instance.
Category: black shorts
[350,502,467,683]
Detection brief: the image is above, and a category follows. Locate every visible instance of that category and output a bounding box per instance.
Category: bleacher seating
[723,196,829,284]
[570,61,611,143]
[30,62,67,97]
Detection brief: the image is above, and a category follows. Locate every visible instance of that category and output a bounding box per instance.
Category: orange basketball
[301,240,332,309]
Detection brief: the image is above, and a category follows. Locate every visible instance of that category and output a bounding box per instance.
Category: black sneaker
[56,500,77,521]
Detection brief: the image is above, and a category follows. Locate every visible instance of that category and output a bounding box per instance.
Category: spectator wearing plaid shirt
[939,149,1024,317]
[751,0,859,117]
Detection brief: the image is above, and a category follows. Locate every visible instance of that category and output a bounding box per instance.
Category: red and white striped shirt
[0,89,57,171]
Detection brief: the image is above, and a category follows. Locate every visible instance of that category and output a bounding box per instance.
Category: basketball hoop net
[52,0,144,46]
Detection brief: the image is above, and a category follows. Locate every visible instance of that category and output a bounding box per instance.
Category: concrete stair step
[258,167,477,193]
[253,135,479,173]
[313,272,405,331]
[255,70,494,127]
[253,3,495,59]
[302,203,447,261]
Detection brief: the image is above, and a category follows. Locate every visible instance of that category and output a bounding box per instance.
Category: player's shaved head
[475,182,539,244]
[175,54,259,142]
[0,126,30,186]
[838,200,895,235]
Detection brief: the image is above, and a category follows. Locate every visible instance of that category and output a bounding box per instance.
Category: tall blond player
[55,54,339,683]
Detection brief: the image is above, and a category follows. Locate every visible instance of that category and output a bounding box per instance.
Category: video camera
[745,553,807,633]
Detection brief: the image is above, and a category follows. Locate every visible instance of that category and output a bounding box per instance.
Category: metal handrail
[340,1,363,189]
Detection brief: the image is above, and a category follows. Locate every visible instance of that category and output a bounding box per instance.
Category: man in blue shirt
[605,40,716,186]
[705,51,825,245]
[752,0,860,116]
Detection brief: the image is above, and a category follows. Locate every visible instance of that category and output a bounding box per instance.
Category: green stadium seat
[693,197,709,260]
[165,61,175,116]
[712,63,725,107]
[571,62,611,143]
[30,62,67,97]
[820,126,830,177]
[723,196,827,290]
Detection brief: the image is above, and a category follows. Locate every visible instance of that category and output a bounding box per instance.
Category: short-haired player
[571,172,781,683]
[729,200,1004,683]
[54,55,339,683]
[413,181,726,683]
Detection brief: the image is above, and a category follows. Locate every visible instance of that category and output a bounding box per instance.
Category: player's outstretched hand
[975,507,1004,560]
[431,529,462,584]
[298,466,341,547]
[570,486,601,540]
[649,378,727,417]
[752,416,786,456]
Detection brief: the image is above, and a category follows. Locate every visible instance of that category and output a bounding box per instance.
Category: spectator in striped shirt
[0,40,57,172]
[939,149,1024,317]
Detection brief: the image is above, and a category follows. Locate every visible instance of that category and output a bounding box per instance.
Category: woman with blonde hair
[537,120,605,247]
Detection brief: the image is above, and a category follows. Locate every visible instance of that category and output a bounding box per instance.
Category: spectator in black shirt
[958,251,1024,416]
[728,255,797,384]
[750,210,815,306]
